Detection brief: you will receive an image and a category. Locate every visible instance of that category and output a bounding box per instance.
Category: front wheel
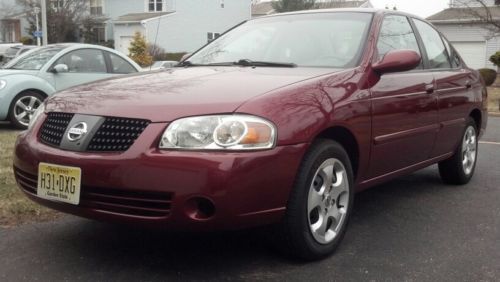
[9,91,44,129]
[276,139,354,260]
[438,117,478,185]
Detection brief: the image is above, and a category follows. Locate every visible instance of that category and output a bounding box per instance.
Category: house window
[221,0,225,8]
[90,0,103,16]
[149,0,164,12]
[207,32,221,43]
[51,0,64,9]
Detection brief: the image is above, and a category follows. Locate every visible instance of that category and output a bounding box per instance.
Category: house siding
[434,23,492,42]
[104,0,146,41]
[143,0,251,53]
[451,0,497,7]
[433,23,499,68]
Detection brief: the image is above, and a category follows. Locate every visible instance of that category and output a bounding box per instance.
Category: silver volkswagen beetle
[0,43,141,128]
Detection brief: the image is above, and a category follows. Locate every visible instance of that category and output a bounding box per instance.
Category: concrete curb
[489,112,500,117]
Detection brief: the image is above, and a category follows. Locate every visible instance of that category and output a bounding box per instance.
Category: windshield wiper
[234,59,297,68]
[177,59,297,68]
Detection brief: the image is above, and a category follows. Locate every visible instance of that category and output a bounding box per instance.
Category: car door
[368,14,438,179]
[412,19,474,157]
[49,48,114,91]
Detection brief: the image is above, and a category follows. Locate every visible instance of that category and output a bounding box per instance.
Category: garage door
[451,41,486,69]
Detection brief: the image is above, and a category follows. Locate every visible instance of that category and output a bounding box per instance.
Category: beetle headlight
[28,103,45,130]
[160,115,276,150]
[0,80,6,90]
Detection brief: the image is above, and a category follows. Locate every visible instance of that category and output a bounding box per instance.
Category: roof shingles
[116,12,173,23]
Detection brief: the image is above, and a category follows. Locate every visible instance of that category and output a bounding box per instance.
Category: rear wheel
[438,118,478,185]
[9,91,44,129]
[276,139,354,260]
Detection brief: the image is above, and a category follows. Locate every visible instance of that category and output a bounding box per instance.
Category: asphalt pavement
[1,118,499,281]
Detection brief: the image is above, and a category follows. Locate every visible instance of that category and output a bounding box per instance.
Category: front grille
[39,113,150,152]
[14,167,172,218]
[87,117,150,152]
[39,113,74,147]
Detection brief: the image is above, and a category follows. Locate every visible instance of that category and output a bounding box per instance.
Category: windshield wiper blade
[235,59,297,68]
[177,60,234,67]
[177,59,297,68]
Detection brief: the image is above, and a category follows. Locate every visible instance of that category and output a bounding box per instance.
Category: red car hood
[46,66,339,122]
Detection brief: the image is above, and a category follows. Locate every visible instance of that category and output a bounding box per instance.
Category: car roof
[257,8,427,22]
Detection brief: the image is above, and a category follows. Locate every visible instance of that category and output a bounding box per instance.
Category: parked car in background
[1,45,38,64]
[14,9,487,260]
[148,60,179,71]
[0,43,141,128]
[0,43,22,65]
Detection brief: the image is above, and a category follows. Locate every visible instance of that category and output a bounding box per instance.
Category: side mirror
[180,53,191,62]
[51,64,69,74]
[372,50,421,74]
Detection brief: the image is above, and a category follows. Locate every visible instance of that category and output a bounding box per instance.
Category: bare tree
[16,0,89,43]
[272,0,317,13]
[454,0,500,32]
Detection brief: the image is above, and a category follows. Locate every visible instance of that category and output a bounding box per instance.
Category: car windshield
[5,47,19,56]
[188,12,373,68]
[6,47,64,70]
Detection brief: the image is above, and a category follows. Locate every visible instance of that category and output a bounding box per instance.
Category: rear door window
[108,52,137,74]
[413,19,451,69]
[441,36,461,68]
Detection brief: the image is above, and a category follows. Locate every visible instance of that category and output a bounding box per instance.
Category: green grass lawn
[0,129,59,227]
[488,87,500,113]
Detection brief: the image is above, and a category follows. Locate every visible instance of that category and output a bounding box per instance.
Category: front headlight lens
[28,103,45,130]
[0,80,6,90]
[160,115,276,150]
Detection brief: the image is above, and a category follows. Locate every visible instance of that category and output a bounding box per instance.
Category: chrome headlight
[160,115,277,150]
[0,80,6,90]
[28,103,45,130]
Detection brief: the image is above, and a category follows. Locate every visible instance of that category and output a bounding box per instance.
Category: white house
[0,0,30,43]
[110,0,251,54]
[427,0,500,69]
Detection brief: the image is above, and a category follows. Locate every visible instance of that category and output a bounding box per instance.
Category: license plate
[37,163,81,205]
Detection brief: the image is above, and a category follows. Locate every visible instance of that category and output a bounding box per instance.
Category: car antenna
[150,12,162,72]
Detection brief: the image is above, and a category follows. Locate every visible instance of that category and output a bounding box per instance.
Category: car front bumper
[13,120,308,230]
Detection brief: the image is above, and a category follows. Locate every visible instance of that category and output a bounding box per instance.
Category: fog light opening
[185,197,216,220]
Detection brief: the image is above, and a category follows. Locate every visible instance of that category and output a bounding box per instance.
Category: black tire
[9,91,45,130]
[275,139,355,261]
[438,117,478,185]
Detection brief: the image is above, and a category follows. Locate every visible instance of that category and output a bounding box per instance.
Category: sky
[369,0,450,18]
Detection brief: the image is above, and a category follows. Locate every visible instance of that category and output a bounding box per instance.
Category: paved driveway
[1,118,499,281]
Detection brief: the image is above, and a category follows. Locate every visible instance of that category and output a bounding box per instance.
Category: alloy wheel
[307,158,349,245]
[13,96,42,127]
[462,126,477,175]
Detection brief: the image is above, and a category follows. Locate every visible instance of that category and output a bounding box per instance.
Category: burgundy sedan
[14,9,487,260]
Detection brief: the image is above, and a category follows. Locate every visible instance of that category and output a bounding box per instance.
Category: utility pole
[34,7,41,46]
[41,0,48,45]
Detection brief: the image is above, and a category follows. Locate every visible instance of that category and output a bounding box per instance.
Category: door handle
[425,84,435,94]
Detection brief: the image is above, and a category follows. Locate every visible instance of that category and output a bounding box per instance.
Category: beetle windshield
[6,47,64,70]
[187,12,373,68]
